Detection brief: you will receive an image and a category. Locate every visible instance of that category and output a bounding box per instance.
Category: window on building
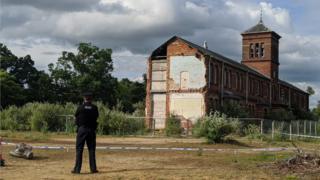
[214,65,218,84]
[224,69,228,88]
[210,63,214,85]
[260,43,265,58]
[250,43,254,58]
[255,43,259,58]
[256,81,260,96]
[229,70,232,88]
[236,72,240,90]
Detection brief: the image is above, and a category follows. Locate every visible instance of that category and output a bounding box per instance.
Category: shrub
[244,124,263,140]
[29,103,64,132]
[96,102,145,135]
[0,102,145,135]
[165,115,182,136]
[132,101,145,117]
[265,108,295,121]
[0,106,20,131]
[218,101,249,118]
[193,111,240,143]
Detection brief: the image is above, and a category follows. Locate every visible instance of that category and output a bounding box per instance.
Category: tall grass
[0,102,145,135]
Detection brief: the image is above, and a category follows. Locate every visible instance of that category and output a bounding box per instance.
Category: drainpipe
[221,62,225,106]
[208,58,211,88]
[245,71,248,104]
[269,80,272,108]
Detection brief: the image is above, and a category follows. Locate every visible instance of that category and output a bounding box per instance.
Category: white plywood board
[152,94,166,129]
[170,93,204,124]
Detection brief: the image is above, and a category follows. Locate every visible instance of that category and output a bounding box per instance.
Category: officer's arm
[94,106,99,130]
[75,106,81,126]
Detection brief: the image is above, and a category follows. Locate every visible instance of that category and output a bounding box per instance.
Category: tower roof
[243,21,271,33]
[241,19,281,39]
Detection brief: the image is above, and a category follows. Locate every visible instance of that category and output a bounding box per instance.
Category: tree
[0,70,25,108]
[49,43,117,105]
[116,77,146,113]
[306,86,315,96]
[312,101,320,120]
[1,44,54,105]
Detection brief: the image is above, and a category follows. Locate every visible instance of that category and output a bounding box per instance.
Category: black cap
[81,91,93,97]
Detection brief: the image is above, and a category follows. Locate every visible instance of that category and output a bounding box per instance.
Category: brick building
[145,19,309,129]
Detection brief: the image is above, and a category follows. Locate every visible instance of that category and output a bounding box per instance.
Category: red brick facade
[145,23,309,129]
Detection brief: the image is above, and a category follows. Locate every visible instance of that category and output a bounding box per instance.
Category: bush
[29,103,65,132]
[193,111,240,143]
[265,108,295,121]
[218,101,249,118]
[165,115,182,136]
[96,102,145,135]
[244,124,264,140]
[0,102,145,135]
[0,104,36,131]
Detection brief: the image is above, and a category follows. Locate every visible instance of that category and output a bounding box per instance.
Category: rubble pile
[9,143,34,159]
[277,153,320,173]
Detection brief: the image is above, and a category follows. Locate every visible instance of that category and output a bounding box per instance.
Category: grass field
[1,131,320,179]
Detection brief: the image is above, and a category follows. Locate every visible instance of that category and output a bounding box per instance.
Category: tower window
[260,43,264,58]
[249,43,254,58]
[255,43,259,58]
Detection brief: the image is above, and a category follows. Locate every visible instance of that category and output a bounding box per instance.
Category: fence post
[309,121,312,135]
[304,120,306,135]
[65,116,68,133]
[260,119,263,134]
[272,120,274,140]
[297,120,299,135]
[289,121,292,140]
[152,118,155,136]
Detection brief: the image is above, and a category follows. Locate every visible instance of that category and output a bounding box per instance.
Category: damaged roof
[151,36,307,94]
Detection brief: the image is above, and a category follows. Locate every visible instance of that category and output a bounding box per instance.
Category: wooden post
[304,120,306,135]
[272,120,274,140]
[297,120,300,135]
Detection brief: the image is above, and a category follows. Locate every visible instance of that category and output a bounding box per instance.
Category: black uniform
[73,102,99,173]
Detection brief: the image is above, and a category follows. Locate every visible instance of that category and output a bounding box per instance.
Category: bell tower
[241,14,281,80]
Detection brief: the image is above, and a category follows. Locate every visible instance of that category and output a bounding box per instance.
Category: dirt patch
[1,146,289,179]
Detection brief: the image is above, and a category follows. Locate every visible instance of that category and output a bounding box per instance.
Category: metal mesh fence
[239,118,319,140]
[59,114,319,139]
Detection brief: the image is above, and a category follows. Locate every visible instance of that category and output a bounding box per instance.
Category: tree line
[0,43,146,113]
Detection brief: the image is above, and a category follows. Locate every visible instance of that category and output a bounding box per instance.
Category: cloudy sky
[1,0,319,108]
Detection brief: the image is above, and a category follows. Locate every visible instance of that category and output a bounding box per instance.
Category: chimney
[203,41,208,49]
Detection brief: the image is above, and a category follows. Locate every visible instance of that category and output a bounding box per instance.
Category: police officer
[72,92,99,174]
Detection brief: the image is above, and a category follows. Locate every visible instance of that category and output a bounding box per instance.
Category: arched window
[260,43,265,58]
[214,65,218,84]
[250,43,254,58]
[255,43,259,58]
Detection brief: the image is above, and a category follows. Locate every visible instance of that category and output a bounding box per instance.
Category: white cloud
[1,0,319,108]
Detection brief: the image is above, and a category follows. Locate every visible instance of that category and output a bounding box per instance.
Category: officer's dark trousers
[73,126,97,172]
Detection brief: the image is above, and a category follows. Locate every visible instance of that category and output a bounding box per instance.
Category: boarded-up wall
[152,94,166,129]
[151,60,167,91]
[170,93,204,124]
